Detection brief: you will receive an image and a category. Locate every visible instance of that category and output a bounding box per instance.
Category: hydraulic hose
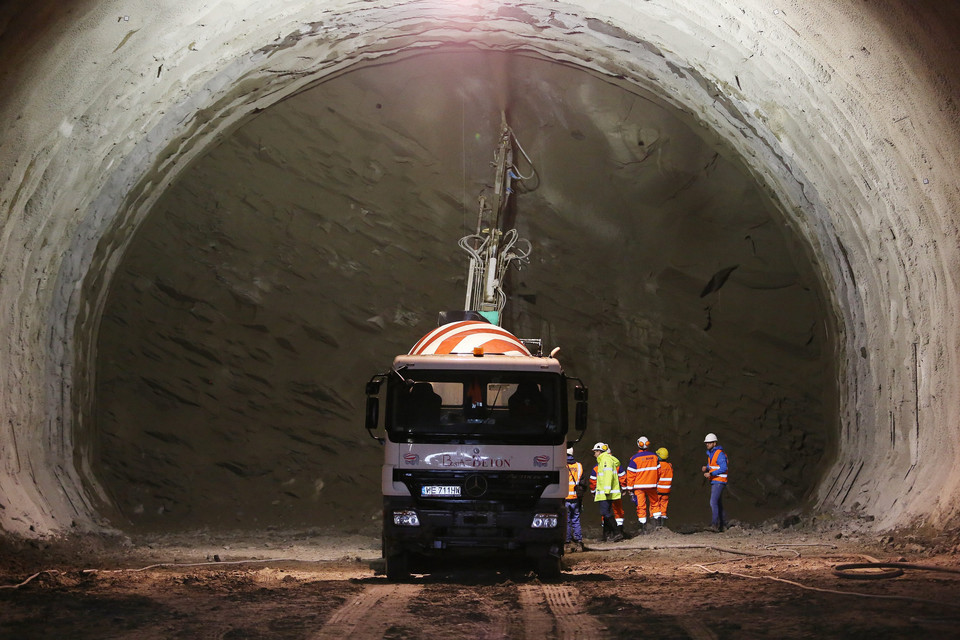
[832,561,960,580]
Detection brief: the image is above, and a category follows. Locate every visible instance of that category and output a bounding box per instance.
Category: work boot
[604,518,620,542]
[609,522,625,542]
[617,525,628,540]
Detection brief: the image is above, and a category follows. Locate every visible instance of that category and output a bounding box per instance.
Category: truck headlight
[393,510,420,527]
[531,513,559,529]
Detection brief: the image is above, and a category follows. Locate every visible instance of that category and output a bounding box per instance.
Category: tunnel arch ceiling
[1,0,958,536]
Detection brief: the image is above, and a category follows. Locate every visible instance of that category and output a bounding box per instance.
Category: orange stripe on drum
[409,321,531,356]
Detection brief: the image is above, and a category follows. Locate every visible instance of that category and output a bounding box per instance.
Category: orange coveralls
[626,449,660,523]
[655,459,673,519]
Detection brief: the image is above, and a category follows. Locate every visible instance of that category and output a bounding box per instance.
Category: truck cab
[365,323,587,580]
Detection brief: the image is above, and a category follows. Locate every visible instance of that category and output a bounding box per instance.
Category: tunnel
[1,0,958,539]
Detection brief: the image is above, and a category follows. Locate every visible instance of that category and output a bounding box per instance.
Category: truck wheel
[385,552,410,581]
[536,555,562,581]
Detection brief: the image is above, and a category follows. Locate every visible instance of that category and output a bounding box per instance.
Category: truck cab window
[386,372,564,445]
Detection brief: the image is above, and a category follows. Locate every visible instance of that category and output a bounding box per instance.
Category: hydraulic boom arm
[460,113,535,325]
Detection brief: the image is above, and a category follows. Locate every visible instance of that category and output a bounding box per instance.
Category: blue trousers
[710,483,726,528]
[596,499,614,520]
[565,500,582,542]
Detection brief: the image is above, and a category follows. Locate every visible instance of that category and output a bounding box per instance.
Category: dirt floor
[2,520,960,639]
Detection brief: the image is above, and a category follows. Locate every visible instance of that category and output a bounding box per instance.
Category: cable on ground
[1,557,319,587]
[832,561,960,580]
[0,570,60,590]
[693,564,960,609]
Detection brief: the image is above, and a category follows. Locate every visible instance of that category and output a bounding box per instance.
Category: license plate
[421,485,461,497]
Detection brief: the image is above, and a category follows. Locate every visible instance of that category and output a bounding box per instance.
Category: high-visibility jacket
[590,463,626,493]
[566,461,584,500]
[592,452,622,501]
[590,464,626,524]
[626,449,660,490]
[657,460,674,494]
[706,446,728,484]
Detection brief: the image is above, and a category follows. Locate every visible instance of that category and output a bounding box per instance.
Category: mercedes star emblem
[463,474,488,498]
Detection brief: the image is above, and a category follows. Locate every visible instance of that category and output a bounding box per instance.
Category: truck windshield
[386,370,565,445]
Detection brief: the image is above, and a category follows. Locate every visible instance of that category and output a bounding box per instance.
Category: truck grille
[393,469,561,507]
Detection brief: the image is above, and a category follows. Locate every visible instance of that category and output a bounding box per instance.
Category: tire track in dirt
[312,583,423,639]
[674,615,719,640]
[478,592,516,639]
[519,584,603,638]
[519,585,555,638]
[617,591,718,640]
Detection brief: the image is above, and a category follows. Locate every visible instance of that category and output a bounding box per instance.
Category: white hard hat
[566,447,574,456]
[592,442,609,453]
[704,433,718,443]
[637,436,650,449]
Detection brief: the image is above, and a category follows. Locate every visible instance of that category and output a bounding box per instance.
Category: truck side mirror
[575,400,587,434]
[366,396,380,431]
[365,374,386,443]
[566,379,588,443]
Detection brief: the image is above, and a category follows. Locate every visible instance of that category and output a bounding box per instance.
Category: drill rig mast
[459,113,534,325]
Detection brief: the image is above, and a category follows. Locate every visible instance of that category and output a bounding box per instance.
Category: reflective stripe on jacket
[656,460,674,493]
[593,452,622,501]
[566,461,583,500]
[626,450,660,490]
[707,446,728,483]
[589,463,626,491]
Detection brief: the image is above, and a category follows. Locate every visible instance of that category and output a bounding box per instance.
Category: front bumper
[383,496,566,557]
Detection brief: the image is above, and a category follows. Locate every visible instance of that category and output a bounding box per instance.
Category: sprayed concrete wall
[0,0,958,536]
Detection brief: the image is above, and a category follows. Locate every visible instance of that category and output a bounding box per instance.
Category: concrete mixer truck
[364,116,588,580]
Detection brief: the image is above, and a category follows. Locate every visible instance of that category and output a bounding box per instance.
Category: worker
[613,463,630,539]
[589,455,628,541]
[590,442,624,542]
[565,447,585,551]
[626,436,660,534]
[653,447,673,528]
[701,433,728,532]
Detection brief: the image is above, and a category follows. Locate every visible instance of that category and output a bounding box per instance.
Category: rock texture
[0,0,958,536]
[96,51,827,530]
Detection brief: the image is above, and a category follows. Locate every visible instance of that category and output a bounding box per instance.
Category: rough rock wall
[0,0,958,536]
[95,51,828,530]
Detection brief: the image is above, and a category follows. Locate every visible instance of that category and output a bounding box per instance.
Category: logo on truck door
[463,474,488,498]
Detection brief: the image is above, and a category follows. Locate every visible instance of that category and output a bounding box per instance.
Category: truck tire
[536,555,562,581]
[385,552,410,582]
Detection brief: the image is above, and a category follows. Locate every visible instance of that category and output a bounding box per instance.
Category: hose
[508,130,536,181]
[458,234,486,263]
[694,564,960,609]
[832,561,960,580]
[0,570,60,590]
[588,541,960,609]
[0,557,320,589]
